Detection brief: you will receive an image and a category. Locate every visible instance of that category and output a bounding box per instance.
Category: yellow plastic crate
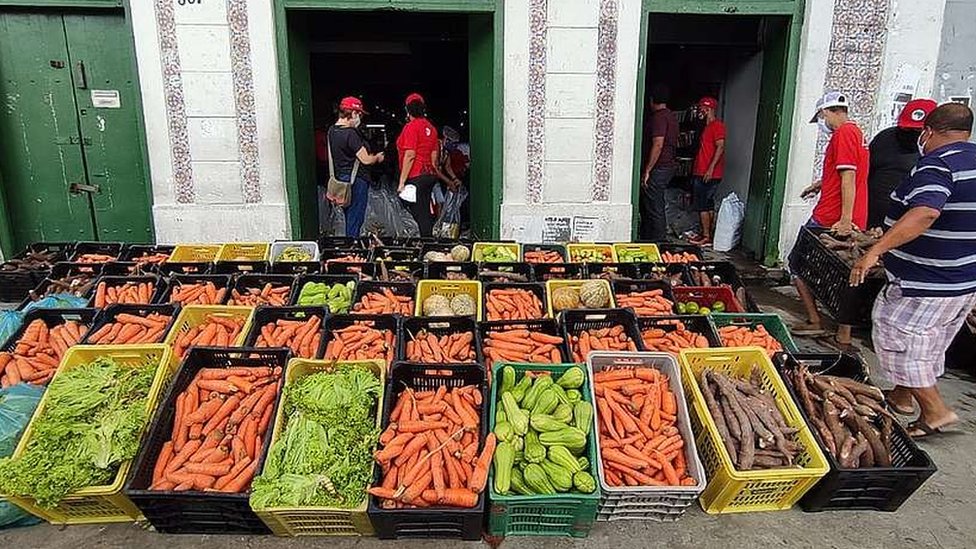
[1,344,175,524]
[678,347,829,514]
[251,359,385,536]
[612,243,662,263]
[168,244,222,264]
[543,279,615,317]
[567,243,617,263]
[472,242,521,263]
[162,305,255,357]
[415,280,484,321]
[217,242,270,262]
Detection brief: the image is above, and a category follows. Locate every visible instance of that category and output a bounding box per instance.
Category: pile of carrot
[482,329,563,370]
[0,319,87,388]
[253,315,322,359]
[170,281,228,305]
[661,251,700,264]
[368,384,493,509]
[406,330,475,363]
[485,287,544,321]
[172,314,247,359]
[229,283,290,306]
[133,252,171,266]
[594,367,696,488]
[615,289,675,317]
[94,280,156,307]
[641,320,710,353]
[569,325,638,362]
[352,287,414,315]
[718,325,784,357]
[330,254,367,263]
[322,322,396,366]
[149,365,282,492]
[86,312,173,345]
[75,253,117,263]
[523,250,563,264]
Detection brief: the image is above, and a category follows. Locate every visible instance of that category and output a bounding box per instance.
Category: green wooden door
[467,12,497,239]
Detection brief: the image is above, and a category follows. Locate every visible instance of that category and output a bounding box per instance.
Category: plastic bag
[0,383,44,529]
[21,294,88,314]
[713,192,746,252]
[433,187,467,239]
[0,311,24,348]
[361,183,420,238]
[319,186,347,237]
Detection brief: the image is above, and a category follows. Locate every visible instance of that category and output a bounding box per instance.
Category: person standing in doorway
[851,103,976,438]
[396,93,440,236]
[787,91,869,346]
[689,96,726,246]
[640,84,679,241]
[325,96,384,237]
[866,98,938,229]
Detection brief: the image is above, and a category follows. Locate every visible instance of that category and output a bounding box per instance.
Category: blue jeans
[342,174,370,238]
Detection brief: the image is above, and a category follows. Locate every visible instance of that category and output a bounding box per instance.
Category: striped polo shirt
[884,140,976,297]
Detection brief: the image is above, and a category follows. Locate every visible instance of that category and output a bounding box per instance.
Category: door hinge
[74,60,87,89]
[69,182,100,194]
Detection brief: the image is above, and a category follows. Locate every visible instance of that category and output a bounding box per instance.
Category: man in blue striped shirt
[851,103,976,438]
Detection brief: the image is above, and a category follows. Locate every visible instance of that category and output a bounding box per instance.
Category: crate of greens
[678,347,829,513]
[250,359,385,536]
[473,242,520,263]
[243,306,327,359]
[293,274,356,313]
[0,308,97,387]
[162,274,233,306]
[124,347,288,534]
[0,344,174,523]
[487,362,600,537]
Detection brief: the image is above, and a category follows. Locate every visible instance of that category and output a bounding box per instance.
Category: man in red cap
[866,98,938,228]
[689,96,726,246]
[396,92,441,236]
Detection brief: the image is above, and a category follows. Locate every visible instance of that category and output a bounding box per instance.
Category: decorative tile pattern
[592,0,618,202]
[154,0,193,203]
[526,0,547,204]
[227,0,261,203]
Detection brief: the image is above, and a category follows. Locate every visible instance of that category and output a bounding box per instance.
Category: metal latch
[56,136,92,146]
[69,182,100,194]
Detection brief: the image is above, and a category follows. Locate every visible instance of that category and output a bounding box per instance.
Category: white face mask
[351,113,362,128]
[817,118,833,135]
[917,131,929,156]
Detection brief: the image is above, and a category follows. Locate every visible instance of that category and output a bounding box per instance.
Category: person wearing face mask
[851,103,976,438]
[787,91,870,345]
[323,96,384,237]
[866,99,938,229]
[396,93,440,236]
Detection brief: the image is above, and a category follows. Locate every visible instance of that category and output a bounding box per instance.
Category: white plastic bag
[713,193,746,252]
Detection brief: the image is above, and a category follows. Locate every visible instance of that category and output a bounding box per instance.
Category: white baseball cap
[809,91,849,123]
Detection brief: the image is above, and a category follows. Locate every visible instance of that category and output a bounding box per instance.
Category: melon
[450,245,471,262]
[450,293,477,316]
[423,294,451,315]
[551,286,581,311]
[424,251,452,262]
[579,280,610,308]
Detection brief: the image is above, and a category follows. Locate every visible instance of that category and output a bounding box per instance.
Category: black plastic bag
[433,187,467,239]
[361,183,420,238]
[318,187,346,237]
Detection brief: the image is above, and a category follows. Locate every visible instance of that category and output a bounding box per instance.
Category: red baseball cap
[897,98,937,130]
[405,92,425,106]
[339,96,367,114]
[698,97,719,110]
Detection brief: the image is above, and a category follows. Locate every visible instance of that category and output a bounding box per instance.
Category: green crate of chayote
[296,279,356,313]
[488,362,600,538]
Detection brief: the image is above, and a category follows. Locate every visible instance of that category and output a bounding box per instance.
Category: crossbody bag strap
[326,131,336,178]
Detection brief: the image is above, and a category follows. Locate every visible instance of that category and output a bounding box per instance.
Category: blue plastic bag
[0,383,45,528]
[0,311,24,348]
[21,294,88,314]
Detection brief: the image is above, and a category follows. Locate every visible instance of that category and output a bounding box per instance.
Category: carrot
[467,433,496,492]
[153,441,175,482]
[165,439,202,474]
[421,488,478,508]
[220,461,258,493]
[202,395,240,434]
[184,462,232,477]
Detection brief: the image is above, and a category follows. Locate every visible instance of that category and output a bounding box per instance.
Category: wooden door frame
[631,0,804,264]
[274,0,504,240]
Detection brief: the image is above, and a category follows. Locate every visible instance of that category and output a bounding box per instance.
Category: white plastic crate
[270,241,320,264]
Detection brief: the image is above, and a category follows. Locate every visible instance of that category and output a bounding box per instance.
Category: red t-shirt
[397,118,439,179]
[813,121,870,229]
[693,120,727,179]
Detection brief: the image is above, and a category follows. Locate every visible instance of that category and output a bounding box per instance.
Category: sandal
[791,322,826,336]
[883,390,918,416]
[906,420,944,439]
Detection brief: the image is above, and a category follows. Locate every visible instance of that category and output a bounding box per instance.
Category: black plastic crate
[686,261,761,313]
[774,353,936,512]
[269,259,320,274]
[1,242,72,292]
[477,262,534,283]
[324,260,376,278]
[227,273,297,307]
[159,274,233,305]
[50,261,104,278]
[321,248,371,264]
[13,241,75,263]
[319,235,364,250]
[18,266,102,309]
[243,305,329,358]
[419,241,471,260]
[70,241,124,263]
[477,318,570,371]
[374,261,426,283]
[636,314,722,350]
[426,261,478,280]
[104,261,153,277]
[318,313,399,367]
[292,273,358,310]
[946,319,975,372]
[81,303,180,345]
[789,227,884,324]
[657,243,705,262]
[158,261,213,276]
[533,262,585,281]
[638,262,691,286]
[521,243,568,263]
[352,281,416,316]
[124,347,290,535]
[611,278,679,316]
[89,275,166,307]
[398,315,482,364]
[1,308,98,352]
[584,262,640,280]
[212,260,269,274]
[371,246,421,262]
[560,308,643,360]
[367,362,488,540]
[121,244,175,271]
[483,282,547,322]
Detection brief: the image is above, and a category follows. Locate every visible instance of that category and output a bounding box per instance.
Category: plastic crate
[270,240,320,263]
[81,303,180,345]
[567,243,617,263]
[638,263,692,286]
[686,261,761,313]
[353,281,417,316]
[102,261,147,277]
[587,352,706,521]
[124,347,290,534]
[325,260,376,278]
[637,315,722,352]
[612,243,662,263]
[13,241,75,264]
[657,243,705,263]
[398,315,482,364]
[319,314,399,370]
[711,313,798,353]
[217,242,270,262]
[368,362,488,540]
[544,279,615,317]
[487,361,600,537]
[477,318,570,372]
[521,243,568,263]
[533,263,585,281]
[251,358,384,536]
[478,262,534,283]
[373,261,426,282]
[419,241,468,260]
[371,246,421,262]
[157,261,213,276]
[3,344,174,524]
[88,275,166,308]
[242,305,329,358]
[292,274,358,311]
[321,248,371,264]
[472,241,521,263]
[159,274,233,305]
[0,268,41,303]
[773,353,936,512]
[612,279,679,316]
[318,236,364,250]
[673,286,744,314]
[584,262,640,280]
[483,282,548,321]
[560,308,643,359]
[19,267,102,309]
[1,308,97,353]
[426,261,478,280]
[168,244,221,264]
[70,241,124,262]
[415,280,482,320]
[162,305,255,358]
[227,273,298,307]
[121,245,175,270]
[677,347,830,513]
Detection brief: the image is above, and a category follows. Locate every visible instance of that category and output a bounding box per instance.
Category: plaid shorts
[872,283,976,388]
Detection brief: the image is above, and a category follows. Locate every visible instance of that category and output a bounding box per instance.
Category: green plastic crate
[710,313,798,353]
[487,362,600,538]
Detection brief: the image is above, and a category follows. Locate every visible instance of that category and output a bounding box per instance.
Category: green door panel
[467,12,496,239]
[63,12,152,243]
[0,11,95,248]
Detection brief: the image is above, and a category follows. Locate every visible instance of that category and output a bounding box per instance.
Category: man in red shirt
[396,92,441,236]
[788,91,870,345]
[690,97,726,246]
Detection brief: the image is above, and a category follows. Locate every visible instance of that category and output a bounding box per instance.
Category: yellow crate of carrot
[567,243,617,263]
[163,305,255,361]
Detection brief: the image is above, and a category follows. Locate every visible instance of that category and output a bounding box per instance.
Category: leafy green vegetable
[251,365,381,509]
[0,357,156,508]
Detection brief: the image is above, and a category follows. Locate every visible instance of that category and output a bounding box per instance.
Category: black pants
[404,174,437,237]
[639,166,676,241]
